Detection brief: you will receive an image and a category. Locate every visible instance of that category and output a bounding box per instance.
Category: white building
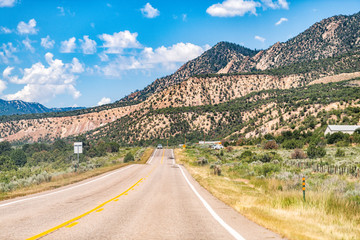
[324,125,360,135]
[198,141,221,145]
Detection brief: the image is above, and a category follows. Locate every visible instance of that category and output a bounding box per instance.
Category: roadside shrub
[282,139,304,149]
[291,148,307,159]
[263,140,279,150]
[124,152,134,162]
[307,144,326,159]
[226,146,233,152]
[254,163,280,177]
[239,150,255,163]
[335,149,345,157]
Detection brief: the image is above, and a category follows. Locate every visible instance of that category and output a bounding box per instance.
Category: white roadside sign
[74,142,83,154]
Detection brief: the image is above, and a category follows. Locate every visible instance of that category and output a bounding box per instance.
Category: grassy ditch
[175,146,360,240]
[0,147,153,201]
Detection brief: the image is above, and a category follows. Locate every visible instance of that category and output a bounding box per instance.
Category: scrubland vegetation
[0,137,150,200]
[176,137,360,240]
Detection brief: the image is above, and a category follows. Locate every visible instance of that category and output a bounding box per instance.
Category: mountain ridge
[0,99,85,116]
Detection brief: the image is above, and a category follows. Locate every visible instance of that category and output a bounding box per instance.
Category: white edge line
[171,149,175,165]
[175,151,245,240]
[147,148,157,164]
[0,164,135,208]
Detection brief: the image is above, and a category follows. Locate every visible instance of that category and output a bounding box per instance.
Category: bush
[264,140,279,150]
[335,149,345,157]
[10,149,27,167]
[0,141,11,154]
[124,152,134,162]
[307,144,326,159]
[291,148,307,159]
[282,139,304,149]
[254,163,280,177]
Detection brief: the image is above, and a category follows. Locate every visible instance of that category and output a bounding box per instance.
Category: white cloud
[60,37,76,53]
[97,97,111,106]
[22,37,35,53]
[57,6,65,16]
[3,66,14,79]
[275,17,288,25]
[0,42,17,64]
[70,58,84,73]
[182,14,187,21]
[278,0,289,9]
[98,52,109,62]
[0,0,16,7]
[4,53,83,103]
[98,30,141,54]
[206,0,261,17]
[1,27,12,34]
[57,6,75,16]
[41,35,55,49]
[0,79,6,94]
[261,0,289,9]
[99,42,208,77]
[255,35,265,42]
[141,3,160,18]
[17,19,38,35]
[80,35,97,54]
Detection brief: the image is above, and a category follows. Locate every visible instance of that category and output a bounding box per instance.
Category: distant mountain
[0,99,85,116]
[118,42,259,103]
[119,11,360,103]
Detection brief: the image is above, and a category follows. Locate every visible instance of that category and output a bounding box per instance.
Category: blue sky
[0,0,359,108]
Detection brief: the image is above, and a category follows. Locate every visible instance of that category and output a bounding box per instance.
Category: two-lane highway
[0,149,284,239]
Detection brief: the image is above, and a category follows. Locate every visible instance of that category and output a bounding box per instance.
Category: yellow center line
[65,222,78,228]
[27,178,143,240]
[96,209,104,212]
[27,163,160,240]
[161,149,165,164]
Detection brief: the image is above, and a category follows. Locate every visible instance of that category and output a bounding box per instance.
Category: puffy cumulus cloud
[99,42,208,77]
[17,19,38,35]
[141,3,160,18]
[141,42,207,69]
[275,17,288,25]
[97,97,111,106]
[261,0,289,9]
[80,35,97,54]
[1,26,12,34]
[41,35,55,49]
[22,37,35,53]
[0,42,17,64]
[98,30,141,54]
[4,53,83,103]
[255,35,265,42]
[0,0,16,7]
[206,0,261,17]
[60,37,76,53]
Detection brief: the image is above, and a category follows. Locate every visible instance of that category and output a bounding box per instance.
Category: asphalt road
[0,149,284,240]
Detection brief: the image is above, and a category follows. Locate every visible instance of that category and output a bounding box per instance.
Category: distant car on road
[157,144,163,149]
[211,144,224,150]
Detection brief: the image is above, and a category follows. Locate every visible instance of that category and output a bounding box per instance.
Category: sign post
[74,142,83,172]
[302,177,306,202]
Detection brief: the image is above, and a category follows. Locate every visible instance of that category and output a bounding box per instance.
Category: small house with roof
[324,125,360,135]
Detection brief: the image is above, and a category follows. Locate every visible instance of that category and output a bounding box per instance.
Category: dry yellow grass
[0,148,154,201]
[175,148,360,240]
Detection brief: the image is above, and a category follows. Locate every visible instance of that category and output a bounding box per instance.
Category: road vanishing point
[0,149,284,240]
